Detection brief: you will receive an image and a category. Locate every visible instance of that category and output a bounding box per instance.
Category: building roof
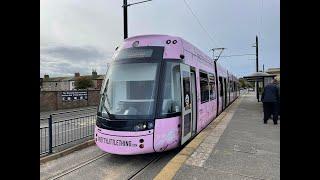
[78,75,105,80]
[43,77,68,82]
[43,74,105,82]
[95,75,105,80]
[266,68,280,73]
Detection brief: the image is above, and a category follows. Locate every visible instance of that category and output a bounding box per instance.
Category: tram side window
[200,71,209,103]
[209,74,216,100]
[160,62,182,116]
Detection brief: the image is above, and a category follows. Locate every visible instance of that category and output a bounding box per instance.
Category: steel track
[127,155,163,180]
[47,153,109,180]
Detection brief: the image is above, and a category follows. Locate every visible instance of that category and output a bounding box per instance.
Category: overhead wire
[216,54,256,58]
[182,0,221,47]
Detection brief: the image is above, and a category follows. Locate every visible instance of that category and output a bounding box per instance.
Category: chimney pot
[92,71,97,77]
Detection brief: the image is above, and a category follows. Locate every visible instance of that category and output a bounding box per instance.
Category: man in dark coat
[261,79,280,125]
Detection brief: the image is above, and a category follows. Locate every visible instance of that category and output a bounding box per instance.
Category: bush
[74,77,93,90]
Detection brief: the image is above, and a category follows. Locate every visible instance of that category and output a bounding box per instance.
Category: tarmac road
[40,106,97,128]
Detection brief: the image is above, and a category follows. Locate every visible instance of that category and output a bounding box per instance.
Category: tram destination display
[115,48,153,60]
[62,91,88,101]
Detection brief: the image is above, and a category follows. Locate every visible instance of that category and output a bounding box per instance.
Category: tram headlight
[134,122,154,131]
[134,123,147,131]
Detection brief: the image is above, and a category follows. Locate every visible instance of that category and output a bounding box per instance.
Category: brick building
[265,68,280,82]
[41,71,105,91]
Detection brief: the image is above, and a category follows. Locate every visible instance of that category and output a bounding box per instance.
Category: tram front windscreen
[99,62,160,119]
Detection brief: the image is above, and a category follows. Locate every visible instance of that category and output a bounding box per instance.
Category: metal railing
[40,107,97,156]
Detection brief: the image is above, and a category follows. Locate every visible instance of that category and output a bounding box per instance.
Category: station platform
[155,92,280,180]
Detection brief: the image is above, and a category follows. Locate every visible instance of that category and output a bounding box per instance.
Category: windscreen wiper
[101,79,112,118]
[101,93,112,118]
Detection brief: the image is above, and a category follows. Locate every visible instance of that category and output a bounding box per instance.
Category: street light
[252,35,260,101]
[123,0,152,39]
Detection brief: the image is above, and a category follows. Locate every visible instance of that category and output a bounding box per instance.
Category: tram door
[228,80,231,103]
[190,71,197,136]
[223,78,227,109]
[180,64,193,145]
[219,77,224,110]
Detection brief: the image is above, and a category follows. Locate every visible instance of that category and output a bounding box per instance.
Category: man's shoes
[264,121,267,124]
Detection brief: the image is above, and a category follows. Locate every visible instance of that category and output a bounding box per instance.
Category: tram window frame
[200,71,210,103]
[208,73,216,100]
[158,61,182,118]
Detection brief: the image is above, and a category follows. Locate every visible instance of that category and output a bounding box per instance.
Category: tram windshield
[99,62,159,118]
[159,62,182,117]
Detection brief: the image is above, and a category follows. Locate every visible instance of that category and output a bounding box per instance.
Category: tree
[248,82,254,88]
[239,78,246,88]
[74,76,93,90]
[239,78,253,88]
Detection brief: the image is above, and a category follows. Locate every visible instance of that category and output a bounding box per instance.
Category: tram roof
[122,34,237,79]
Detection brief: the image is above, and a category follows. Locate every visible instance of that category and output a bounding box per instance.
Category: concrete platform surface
[158,93,280,180]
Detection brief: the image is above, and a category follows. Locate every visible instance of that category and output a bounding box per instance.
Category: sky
[40,0,279,78]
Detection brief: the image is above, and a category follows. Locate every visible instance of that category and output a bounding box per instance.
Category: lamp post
[252,35,259,101]
[123,0,128,39]
[123,0,152,39]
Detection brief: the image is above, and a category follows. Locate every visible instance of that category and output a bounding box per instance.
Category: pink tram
[95,34,240,155]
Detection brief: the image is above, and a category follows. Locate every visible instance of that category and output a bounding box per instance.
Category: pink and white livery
[95,34,240,155]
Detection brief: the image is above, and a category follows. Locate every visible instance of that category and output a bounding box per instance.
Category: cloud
[41,0,279,78]
[41,45,107,62]
[40,44,112,77]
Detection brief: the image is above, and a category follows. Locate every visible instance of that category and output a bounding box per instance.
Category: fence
[40,107,97,156]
